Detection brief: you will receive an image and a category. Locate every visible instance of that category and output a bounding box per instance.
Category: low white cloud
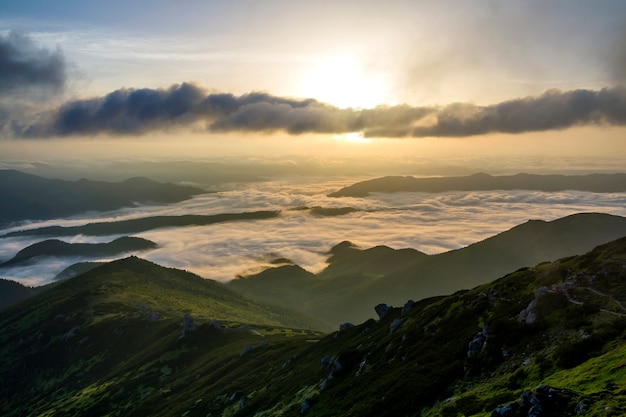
[2,178,626,285]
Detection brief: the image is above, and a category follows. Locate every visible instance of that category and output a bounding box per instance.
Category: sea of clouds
[2,177,626,286]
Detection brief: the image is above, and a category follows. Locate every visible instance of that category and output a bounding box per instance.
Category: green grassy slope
[230,213,626,325]
[4,236,626,415]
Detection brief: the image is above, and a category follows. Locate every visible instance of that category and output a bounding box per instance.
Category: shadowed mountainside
[229,213,626,324]
[2,210,280,237]
[0,170,207,226]
[0,237,157,268]
[0,279,44,310]
[329,172,626,197]
[3,236,626,415]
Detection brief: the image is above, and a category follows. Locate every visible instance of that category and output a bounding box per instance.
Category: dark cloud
[10,82,626,139]
[0,31,66,94]
[405,87,626,138]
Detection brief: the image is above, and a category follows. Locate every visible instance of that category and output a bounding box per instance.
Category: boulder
[375,303,392,320]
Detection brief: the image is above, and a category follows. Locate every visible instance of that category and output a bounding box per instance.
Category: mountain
[0,236,157,267]
[230,213,626,324]
[0,170,207,226]
[0,278,43,310]
[53,261,105,281]
[329,172,626,197]
[2,236,626,415]
[3,210,280,238]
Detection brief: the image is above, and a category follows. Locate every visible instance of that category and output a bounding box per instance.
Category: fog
[2,176,626,286]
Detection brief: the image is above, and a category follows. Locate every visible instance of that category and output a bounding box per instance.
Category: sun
[333,132,372,144]
[296,54,390,109]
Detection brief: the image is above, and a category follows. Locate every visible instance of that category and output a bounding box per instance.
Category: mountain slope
[3,210,280,237]
[3,236,626,415]
[230,213,626,324]
[329,172,626,197]
[0,278,43,310]
[0,236,156,267]
[0,169,206,226]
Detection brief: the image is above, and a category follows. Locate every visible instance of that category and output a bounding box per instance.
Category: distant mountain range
[0,236,156,268]
[0,170,207,226]
[3,210,280,238]
[2,231,626,415]
[329,172,626,197]
[229,213,626,324]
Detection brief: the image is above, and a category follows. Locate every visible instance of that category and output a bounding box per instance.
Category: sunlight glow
[296,54,390,109]
[333,132,372,144]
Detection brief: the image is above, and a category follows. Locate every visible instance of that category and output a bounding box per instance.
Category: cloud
[404,88,626,138]
[0,31,66,94]
[2,177,626,286]
[10,83,626,139]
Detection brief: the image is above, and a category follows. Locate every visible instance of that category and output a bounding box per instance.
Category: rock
[467,333,486,357]
[401,300,415,315]
[339,322,354,332]
[491,404,514,416]
[331,357,342,374]
[319,378,328,391]
[519,286,549,324]
[390,318,403,333]
[491,385,584,416]
[181,313,197,338]
[375,303,392,320]
[62,326,80,340]
[321,355,332,368]
[356,358,366,375]
[240,345,255,356]
[300,399,311,414]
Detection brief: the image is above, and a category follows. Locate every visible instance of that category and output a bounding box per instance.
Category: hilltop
[0,236,156,268]
[2,233,626,415]
[329,172,626,197]
[230,212,626,324]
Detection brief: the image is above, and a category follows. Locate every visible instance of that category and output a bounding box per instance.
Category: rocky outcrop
[467,326,488,357]
[401,300,415,315]
[519,287,549,324]
[339,322,354,332]
[390,318,403,333]
[491,385,585,416]
[181,313,197,338]
[375,303,392,320]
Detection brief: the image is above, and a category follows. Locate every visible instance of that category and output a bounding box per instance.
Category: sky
[0,0,626,165]
[2,1,626,285]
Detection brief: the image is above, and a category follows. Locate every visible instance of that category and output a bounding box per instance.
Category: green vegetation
[230,213,626,325]
[3,235,626,416]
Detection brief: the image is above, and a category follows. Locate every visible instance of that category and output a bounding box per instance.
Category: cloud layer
[0,31,66,93]
[2,177,626,286]
[2,31,626,139]
[10,83,626,139]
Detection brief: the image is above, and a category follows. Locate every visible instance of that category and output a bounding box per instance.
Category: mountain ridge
[329,172,626,197]
[3,234,626,415]
[0,236,157,267]
[0,169,207,226]
[230,213,626,324]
